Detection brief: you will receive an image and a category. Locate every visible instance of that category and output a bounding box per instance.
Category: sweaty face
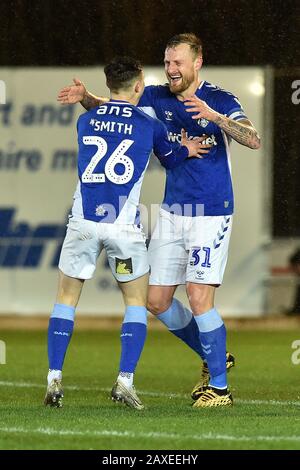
[164,44,201,94]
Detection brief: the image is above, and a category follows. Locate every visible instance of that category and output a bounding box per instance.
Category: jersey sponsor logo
[168,131,217,147]
[97,105,133,118]
[115,257,133,275]
[201,135,217,146]
[164,111,173,121]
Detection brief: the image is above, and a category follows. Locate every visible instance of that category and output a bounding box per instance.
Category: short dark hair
[104,56,143,92]
[165,33,203,58]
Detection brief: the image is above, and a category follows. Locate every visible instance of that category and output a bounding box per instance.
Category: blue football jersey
[72,100,189,223]
[138,81,248,216]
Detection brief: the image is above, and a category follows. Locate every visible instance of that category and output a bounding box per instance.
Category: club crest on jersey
[165,111,173,121]
[115,257,133,275]
[197,118,209,128]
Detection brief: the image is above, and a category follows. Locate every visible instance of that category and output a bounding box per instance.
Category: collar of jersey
[198,80,205,91]
[108,99,130,105]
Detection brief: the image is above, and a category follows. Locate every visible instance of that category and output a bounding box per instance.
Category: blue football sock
[47,303,75,371]
[119,306,147,374]
[194,308,227,389]
[156,298,205,361]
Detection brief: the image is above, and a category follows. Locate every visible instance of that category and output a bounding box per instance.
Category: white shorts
[59,217,149,282]
[149,208,232,286]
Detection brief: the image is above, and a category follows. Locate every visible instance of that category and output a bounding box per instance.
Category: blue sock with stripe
[47,303,75,371]
[194,308,227,389]
[156,298,205,361]
[119,306,147,373]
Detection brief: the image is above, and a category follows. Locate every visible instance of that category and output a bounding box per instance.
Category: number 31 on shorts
[189,247,212,268]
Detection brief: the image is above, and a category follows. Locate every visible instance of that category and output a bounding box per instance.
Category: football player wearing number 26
[58,34,261,408]
[45,56,207,410]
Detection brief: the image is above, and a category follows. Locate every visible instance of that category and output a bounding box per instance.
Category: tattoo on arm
[214,115,261,149]
[81,92,108,111]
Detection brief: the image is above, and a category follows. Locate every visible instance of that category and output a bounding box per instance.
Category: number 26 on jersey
[82,136,135,185]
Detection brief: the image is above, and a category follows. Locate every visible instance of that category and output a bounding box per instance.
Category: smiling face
[164,43,203,95]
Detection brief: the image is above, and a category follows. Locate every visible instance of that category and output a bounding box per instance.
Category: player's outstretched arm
[57,78,108,110]
[184,96,261,150]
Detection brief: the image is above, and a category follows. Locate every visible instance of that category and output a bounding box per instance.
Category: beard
[168,71,195,94]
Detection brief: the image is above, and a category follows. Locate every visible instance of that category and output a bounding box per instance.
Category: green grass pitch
[0,328,299,450]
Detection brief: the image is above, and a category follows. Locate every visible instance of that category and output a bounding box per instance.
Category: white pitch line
[0,380,186,398]
[0,380,300,407]
[0,426,300,444]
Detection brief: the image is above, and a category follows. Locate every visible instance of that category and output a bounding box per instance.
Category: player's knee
[187,289,213,314]
[147,285,175,315]
[147,297,172,316]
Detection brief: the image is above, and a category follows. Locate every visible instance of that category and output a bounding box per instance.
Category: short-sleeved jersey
[138,81,248,216]
[72,100,188,223]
